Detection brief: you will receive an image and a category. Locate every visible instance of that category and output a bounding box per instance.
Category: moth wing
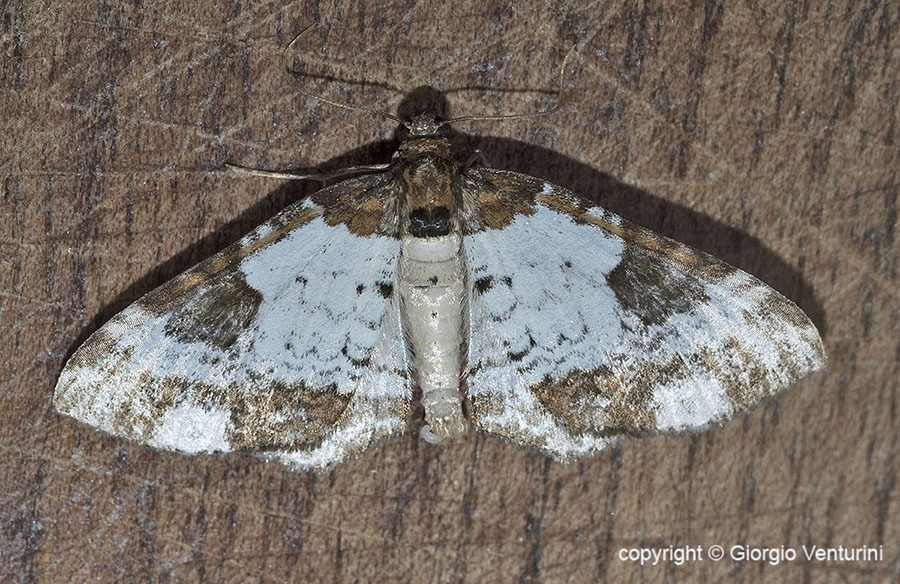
[54,176,410,470]
[460,168,826,460]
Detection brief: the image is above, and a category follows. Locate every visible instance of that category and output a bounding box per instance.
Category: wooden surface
[2,1,898,582]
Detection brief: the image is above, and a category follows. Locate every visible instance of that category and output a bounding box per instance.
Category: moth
[54,112,826,470]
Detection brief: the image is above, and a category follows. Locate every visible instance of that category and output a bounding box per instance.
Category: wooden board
[1,1,898,582]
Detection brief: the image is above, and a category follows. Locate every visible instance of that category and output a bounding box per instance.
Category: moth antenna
[439,47,576,128]
[284,23,404,126]
[225,162,390,183]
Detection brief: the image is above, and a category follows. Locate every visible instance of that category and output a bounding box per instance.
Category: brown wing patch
[312,174,402,237]
[162,270,262,350]
[530,357,696,437]
[457,168,541,232]
[528,340,800,441]
[109,371,183,439]
[606,245,710,327]
[113,401,150,439]
[105,371,354,452]
[695,341,769,411]
[226,380,353,451]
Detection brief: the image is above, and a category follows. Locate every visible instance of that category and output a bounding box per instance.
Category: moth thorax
[402,150,458,238]
[403,154,455,198]
[398,136,451,160]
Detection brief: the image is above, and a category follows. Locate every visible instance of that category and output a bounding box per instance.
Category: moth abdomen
[397,233,468,442]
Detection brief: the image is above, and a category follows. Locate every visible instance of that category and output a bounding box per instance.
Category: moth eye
[410,205,450,238]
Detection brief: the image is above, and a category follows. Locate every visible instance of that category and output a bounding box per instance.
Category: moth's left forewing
[461,169,826,460]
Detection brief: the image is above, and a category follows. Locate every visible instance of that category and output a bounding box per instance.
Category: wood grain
[1,1,898,582]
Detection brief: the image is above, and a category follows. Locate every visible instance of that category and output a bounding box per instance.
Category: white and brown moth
[54,113,826,470]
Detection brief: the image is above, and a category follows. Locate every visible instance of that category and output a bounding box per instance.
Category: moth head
[404,114,442,137]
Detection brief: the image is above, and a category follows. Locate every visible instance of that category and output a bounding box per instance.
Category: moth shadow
[70,89,827,361]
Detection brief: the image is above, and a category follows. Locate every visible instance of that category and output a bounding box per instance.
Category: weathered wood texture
[2,1,898,582]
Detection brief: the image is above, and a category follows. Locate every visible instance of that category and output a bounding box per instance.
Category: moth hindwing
[55,114,826,470]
